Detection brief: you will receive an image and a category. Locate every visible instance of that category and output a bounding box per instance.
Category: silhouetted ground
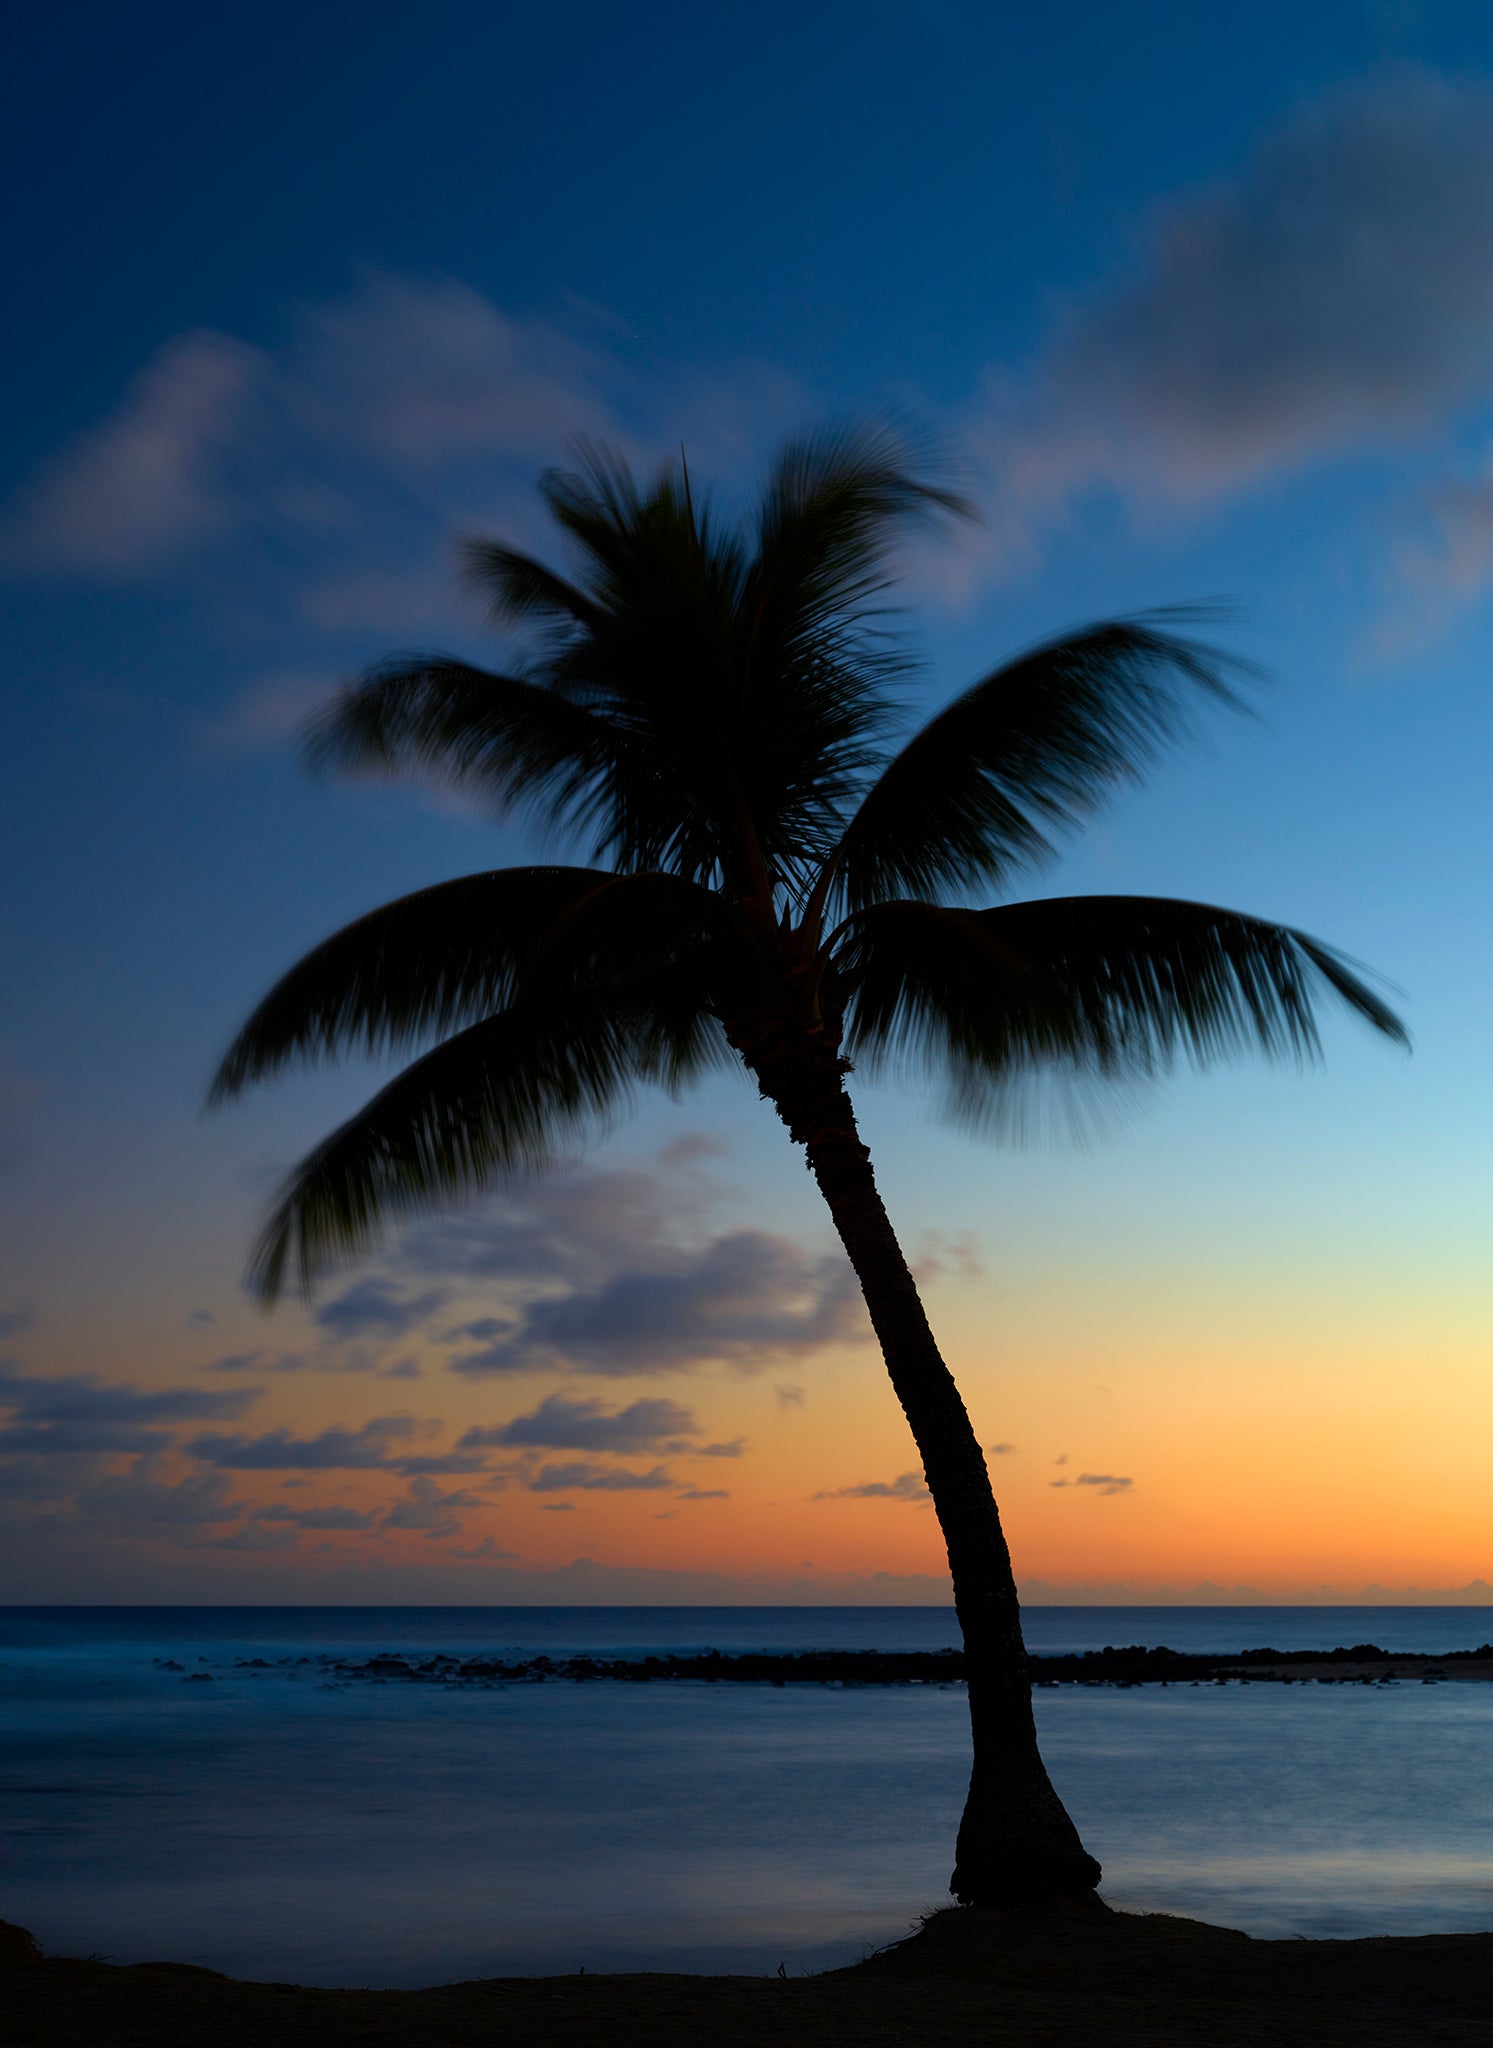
[8,1901,1493,2046]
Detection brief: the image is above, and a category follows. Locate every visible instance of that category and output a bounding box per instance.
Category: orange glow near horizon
[14,1143,1491,1603]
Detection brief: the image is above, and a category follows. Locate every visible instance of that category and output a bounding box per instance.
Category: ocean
[3,1604,1492,1986]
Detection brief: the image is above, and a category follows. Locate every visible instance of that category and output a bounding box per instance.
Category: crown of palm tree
[211,422,1405,1298]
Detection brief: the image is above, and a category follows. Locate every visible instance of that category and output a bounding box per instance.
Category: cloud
[255,1501,380,1530]
[987,1442,1017,1455]
[314,1278,446,1340]
[992,69,1493,531]
[199,1146,860,1399]
[0,332,262,576]
[73,1467,243,1531]
[204,1350,311,1374]
[1050,1472,1134,1496]
[388,1449,490,1475]
[0,272,801,623]
[462,1394,697,1454]
[910,1232,984,1285]
[528,1462,675,1493]
[448,1229,863,1378]
[1390,455,1493,629]
[676,1488,729,1501]
[447,1534,518,1561]
[698,1438,746,1459]
[405,1150,861,1380]
[197,669,341,761]
[775,1385,806,1411]
[0,1306,35,1340]
[196,1524,301,1552]
[411,1153,713,1293]
[187,1415,420,1470]
[204,1343,423,1380]
[0,280,600,588]
[382,1475,486,1537]
[812,1471,930,1503]
[0,1366,258,1456]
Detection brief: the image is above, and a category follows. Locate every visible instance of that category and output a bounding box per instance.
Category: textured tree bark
[750,1039,1102,1906]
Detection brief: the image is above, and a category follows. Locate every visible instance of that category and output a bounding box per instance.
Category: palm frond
[450,432,969,895]
[304,651,634,851]
[249,992,729,1301]
[745,420,971,664]
[209,867,753,1104]
[832,613,1254,909]
[834,895,1407,1116]
[460,544,601,635]
[208,867,615,1101]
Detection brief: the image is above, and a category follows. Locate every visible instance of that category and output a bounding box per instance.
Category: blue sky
[2,2,1491,1599]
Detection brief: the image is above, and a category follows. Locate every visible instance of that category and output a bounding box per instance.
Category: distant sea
[4,1605,1493,1986]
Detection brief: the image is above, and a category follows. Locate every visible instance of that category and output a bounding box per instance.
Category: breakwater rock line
[154,1641,1493,1689]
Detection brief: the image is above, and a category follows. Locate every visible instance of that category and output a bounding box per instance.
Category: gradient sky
[3,1,1491,1602]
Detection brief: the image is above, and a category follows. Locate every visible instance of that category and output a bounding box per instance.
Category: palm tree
[211,425,1406,1908]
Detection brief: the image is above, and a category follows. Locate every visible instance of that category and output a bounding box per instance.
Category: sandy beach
[8,1901,1493,2047]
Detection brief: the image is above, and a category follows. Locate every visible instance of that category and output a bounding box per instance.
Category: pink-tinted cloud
[0,271,803,619]
[3,332,262,575]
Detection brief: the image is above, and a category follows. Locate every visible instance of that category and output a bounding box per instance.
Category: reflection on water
[2,1617,1492,1984]
[1044,1686,1493,1938]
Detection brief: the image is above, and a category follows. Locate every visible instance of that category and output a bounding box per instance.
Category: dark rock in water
[182,1672,215,1684]
[239,1639,1493,1694]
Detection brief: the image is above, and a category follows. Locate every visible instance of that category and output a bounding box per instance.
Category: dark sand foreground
[8,1900,1493,2046]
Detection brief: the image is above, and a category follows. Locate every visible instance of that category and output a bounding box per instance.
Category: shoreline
[8,1901,1493,2046]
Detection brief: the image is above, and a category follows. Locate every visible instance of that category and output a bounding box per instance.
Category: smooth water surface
[3,1606,1491,1984]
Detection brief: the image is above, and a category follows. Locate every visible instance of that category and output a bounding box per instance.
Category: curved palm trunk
[750,1040,1101,1907]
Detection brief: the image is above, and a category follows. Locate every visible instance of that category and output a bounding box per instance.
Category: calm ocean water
[3,1604,1492,1985]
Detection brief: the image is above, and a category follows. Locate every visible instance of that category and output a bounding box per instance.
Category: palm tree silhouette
[211,425,1405,1906]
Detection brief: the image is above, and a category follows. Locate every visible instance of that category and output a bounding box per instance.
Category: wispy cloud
[812,1471,929,1503]
[462,1394,696,1454]
[1050,1472,1134,1496]
[72,1465,245,1531]
[314,1278,447,1340]
[0,1366,258,1457]
[0,272,801,641]
[382,1474,487,1537]
[185,1414,480,1474]
[256,1500,380,1531]
[528,1462,676,1493]
[987,70,1493,527]
[1,333,262,577]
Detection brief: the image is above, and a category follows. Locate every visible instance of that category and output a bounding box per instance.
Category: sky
[2,0,1491,1604]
